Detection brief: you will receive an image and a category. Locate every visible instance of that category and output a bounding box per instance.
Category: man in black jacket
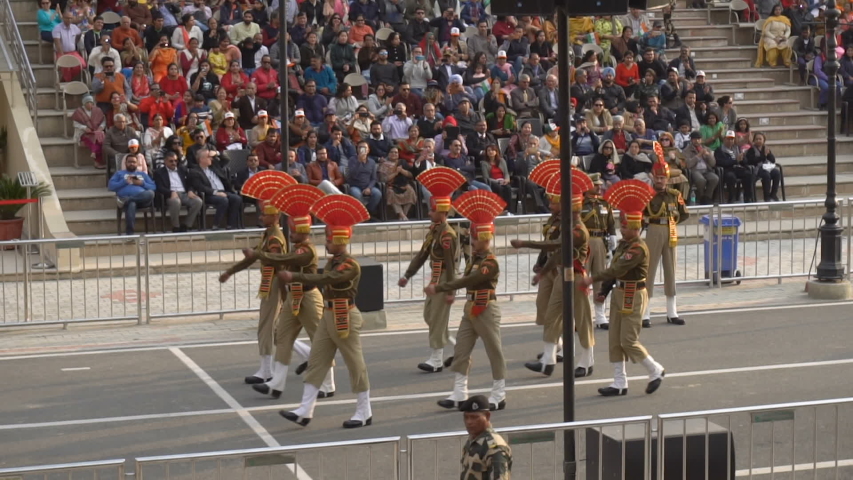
[667,46,697,80]
[188,149,243,229]
[636,48,667,82]
[571,70,594,112]
[366,121,393,162]
[674,91,706,132]
[643,96,676,134]
[714,130,753,203]
[154,150,204,232]
[465,119,497,162]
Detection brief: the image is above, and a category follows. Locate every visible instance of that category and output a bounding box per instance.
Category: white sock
[261,355,273,379]
[489,379,506,404]
[267,362,289,392]
[594,302,608,324]
[666,296,678,318]
[447,335,457,347]
[577,345,593,369]
[292,340,311,363]
[447,373,468,401]
[320,369,335,393]
[252,356,266,379]
[426,348,443,367]
[641,356,664,380]
[542,342,558,365]
[611,362,628,389]
[292,383,319,418]
[642,301,651,321]
[351,390,372,422]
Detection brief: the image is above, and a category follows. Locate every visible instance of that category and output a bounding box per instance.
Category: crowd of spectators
[37,0,791,233]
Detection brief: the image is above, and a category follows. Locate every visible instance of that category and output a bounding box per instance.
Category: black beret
[459,395,490,412]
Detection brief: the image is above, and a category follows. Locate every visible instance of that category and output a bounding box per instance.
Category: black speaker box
[628,0,670,9]
[317,257,384,312]
[586,420,736,479]
[490,0,556,16]
[566,0,630,16]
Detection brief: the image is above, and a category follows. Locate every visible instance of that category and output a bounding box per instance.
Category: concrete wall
[0,77,81,271]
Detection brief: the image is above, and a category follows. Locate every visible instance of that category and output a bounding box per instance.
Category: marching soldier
[249,184,335,399]
[219,171,295,384]
[458,395,513,480]
[582,173,617,330]
[398,167,465,373]
[580,180,666,396]
[427,190,508,411]
[643,153,690,328]
[279,195,374,429]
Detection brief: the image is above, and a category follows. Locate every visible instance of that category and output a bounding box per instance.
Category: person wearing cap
[660,69,689,111]
[400,167,464,372]
[642,153,689,328]
[279,195,374,429]
[121,138,149,174]
[693,70,715,104]
[582,173,617,329]
[489,50,513,85]
[595,67,627,115]
[220,185,288,385]
[108,152,156,235]
[715,130,753,203]
[371,49,401,90]
[580,180,666,397]
[458,395,512,480]
[428,190,508,411]
[248,184,335,400]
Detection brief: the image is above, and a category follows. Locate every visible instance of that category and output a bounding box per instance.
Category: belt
[466,291,497,301]
[648,217,669,225]
[589,231,607,237]
[617,280,646,289]
[326,299,354,308]
[287,284,316,292]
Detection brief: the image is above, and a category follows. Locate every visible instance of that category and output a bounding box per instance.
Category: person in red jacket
[251,54,279,103]
[138,84,176,122]
[254,129,283,168]
[615,51,640,100]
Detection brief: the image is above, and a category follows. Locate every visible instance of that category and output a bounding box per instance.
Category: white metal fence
[0,458,126,480]
[0,198,848,327]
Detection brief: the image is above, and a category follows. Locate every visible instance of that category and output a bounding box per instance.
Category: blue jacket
[325,138,357,166]
[303,65,338,96]
[108,170,156,198]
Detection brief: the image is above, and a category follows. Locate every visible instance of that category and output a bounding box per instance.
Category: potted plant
[0,174,51,242]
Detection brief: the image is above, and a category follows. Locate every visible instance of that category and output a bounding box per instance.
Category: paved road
[1,302,852,478]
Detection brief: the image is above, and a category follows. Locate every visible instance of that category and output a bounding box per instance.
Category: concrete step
[695,56,753,71]
[56,188,116,211]
[738,110,830,127]
[41,137,88,167]
[675,36,730,48]
[17,22,38,43]
[779,155,853,177]
[34,87,60,110]
[702,67,789,83]
[668,45,757,60]
[716,85,813,105]
[33,64,58,90]
[666,17,713,27]
[50,166,108,190]
[705,77,776,90]
[64,207,262,236]
[36,109,73,139]
[730,99,801,114]
[675,25,736,40]
[24,41,55,66]
[740,124,826,140]
[767,137,853,157]
[784,173,853,197]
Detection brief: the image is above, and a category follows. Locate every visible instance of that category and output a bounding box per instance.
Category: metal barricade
[133,436,401,480]
[0,236,143,327]
[406,416,654,480]
[656,397,853,479]
[0,459,125,480]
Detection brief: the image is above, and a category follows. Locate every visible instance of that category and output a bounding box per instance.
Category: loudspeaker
[317,257,384,312]
[628,0,670,9]
[565,0,630,17]
[490,0,555,15]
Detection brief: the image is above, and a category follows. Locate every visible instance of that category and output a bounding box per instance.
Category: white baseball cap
[696,70,706,77]
[258,110,268,117]
[451,27,460,36]
[224,112,235,119]
[294,109,305,117]
[497,50,507,58]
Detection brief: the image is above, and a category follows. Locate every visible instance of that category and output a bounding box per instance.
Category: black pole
[557,9,577,480]
[278,4,290,149]
[817,0,846,280]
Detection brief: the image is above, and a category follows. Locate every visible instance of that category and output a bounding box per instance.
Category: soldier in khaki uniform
[279,195,374,429]
[428,190,508,411]
[248,184,335,399]
[580,180,666,396]
[643,157,690,328]
[582,173,617,330]
[399,167,466,373]
[458,394,512,480]
[219,203,287,384]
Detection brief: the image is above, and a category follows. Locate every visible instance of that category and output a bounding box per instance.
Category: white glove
[607,236,617,252]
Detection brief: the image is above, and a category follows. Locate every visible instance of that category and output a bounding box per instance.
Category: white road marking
[3,356,852,430]
[736,458,853,476]
[2,299,852,361]
[60,367,91,371]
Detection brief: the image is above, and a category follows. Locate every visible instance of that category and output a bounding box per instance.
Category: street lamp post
[817,0,846,281]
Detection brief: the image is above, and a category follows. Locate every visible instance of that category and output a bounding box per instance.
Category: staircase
[8,0,853,238]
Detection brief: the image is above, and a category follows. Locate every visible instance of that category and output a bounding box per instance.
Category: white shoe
[343,391,373,428]
[488,379,506,410]
[437,373,468,409]
[594,302,608,326]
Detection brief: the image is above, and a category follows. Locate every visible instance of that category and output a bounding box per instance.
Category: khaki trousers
[646,224,677,298]
[608,287,650,363]
[257,277,282,356]
[304,307,370,393]
[449,302,506,380]
[424,269,454,349]
[274,289,324,365]
[535,269,556,327]
[586,237,608,297]
[573,273,594,349]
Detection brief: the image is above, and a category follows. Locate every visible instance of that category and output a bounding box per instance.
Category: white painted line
[3,298,852,361]
[168,347,279,448]
[60,367,91,371]
[3,356,852,430]
[736,458,853,476]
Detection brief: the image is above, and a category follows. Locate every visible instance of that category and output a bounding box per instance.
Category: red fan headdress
[417,167,467,212]
[452,190,507,240]
[240,171,298,210]
[310,195,370,245]
[604,180,655,229]
[268,184,325,234]
[529,159,561,188]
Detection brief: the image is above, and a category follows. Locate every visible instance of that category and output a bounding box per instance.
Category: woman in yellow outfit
[755,5,792,68]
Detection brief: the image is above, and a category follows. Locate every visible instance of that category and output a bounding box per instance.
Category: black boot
[524,361,554,376]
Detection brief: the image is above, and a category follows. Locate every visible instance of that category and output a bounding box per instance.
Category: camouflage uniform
[460,428,512,480]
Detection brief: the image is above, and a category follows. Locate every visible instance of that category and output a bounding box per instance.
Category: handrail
[0,0,40,131]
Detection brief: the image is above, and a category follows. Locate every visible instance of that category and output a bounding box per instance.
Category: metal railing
[0,198,848,327]
[407,416,654,480]
[134,436,401,480]
[0,458,126,480]
[0,0,40,130]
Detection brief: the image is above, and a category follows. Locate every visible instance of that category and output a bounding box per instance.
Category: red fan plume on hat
[604,179,655,228]
[453,190,506,240]
[417,167,467,212]
[268,184,325,234]
[240,171,297,200]
[529,159,561,188]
